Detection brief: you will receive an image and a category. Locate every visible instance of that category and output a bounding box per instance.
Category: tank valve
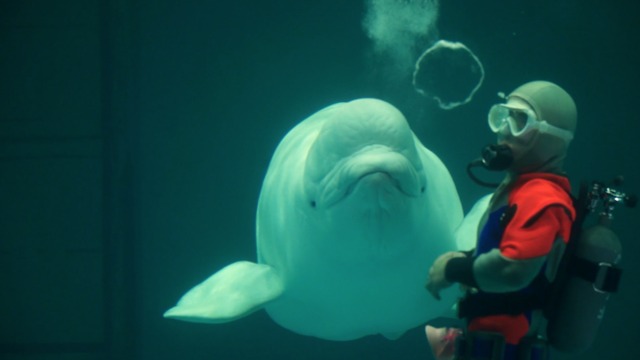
[586,176,637,220]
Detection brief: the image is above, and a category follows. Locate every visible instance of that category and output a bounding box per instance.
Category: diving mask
[488,104,574,143]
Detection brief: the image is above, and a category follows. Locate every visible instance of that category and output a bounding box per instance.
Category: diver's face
[494,98,538,169]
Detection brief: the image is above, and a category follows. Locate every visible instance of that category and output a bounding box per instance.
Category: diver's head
[488,80,577,174]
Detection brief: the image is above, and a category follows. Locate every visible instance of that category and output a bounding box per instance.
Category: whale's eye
[421,186,425,193]
[310,200,317,208]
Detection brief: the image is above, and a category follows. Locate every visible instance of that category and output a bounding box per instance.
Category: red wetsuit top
[467,173,575,345]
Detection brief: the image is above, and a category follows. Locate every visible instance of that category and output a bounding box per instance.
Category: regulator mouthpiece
[467,144,514,188]
[481,144,513,171]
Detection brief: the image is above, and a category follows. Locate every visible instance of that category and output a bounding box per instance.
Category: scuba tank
[545,178,636,353]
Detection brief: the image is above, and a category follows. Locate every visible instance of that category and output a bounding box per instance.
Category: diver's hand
[426,252,467,300]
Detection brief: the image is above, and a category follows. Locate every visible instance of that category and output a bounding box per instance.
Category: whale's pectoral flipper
[164,261,284,323]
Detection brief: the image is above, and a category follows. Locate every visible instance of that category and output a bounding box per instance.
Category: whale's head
[301,99,430,259]
[304,99,425,209]
[257,98,460,268]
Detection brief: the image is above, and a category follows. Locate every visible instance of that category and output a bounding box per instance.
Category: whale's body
[165,99,463,340]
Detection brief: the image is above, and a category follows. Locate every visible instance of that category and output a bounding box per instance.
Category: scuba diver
[426,80,579,360]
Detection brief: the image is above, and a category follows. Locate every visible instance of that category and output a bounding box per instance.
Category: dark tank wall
[0,0,136,359]
[1,1,639,360]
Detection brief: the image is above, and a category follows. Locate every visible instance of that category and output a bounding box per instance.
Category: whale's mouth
[316,149,423,208]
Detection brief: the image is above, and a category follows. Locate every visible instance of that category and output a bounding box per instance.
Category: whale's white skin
[455,194,492,251]
[165,99,463,341]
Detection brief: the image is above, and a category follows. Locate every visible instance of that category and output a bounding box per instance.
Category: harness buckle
[593,262,614,294]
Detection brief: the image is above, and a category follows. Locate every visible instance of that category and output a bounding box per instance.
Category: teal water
[139,1,639,359]
[2,1,638,359]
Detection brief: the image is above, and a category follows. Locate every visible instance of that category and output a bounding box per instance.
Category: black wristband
[445,256,478,288]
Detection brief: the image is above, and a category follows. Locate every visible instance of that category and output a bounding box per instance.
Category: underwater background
[1,0,639,359]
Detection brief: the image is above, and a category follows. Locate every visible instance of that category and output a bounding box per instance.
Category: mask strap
[537,121,574,143]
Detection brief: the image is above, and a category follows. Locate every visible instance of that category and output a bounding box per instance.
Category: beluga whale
[164,98,464,340]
